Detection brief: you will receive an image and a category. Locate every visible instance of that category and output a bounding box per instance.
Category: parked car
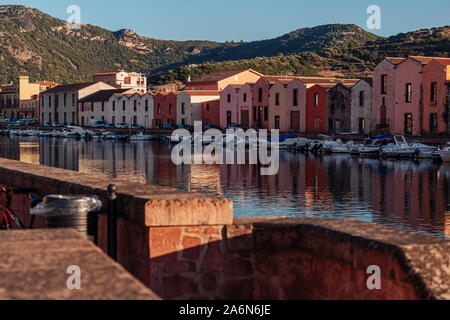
[90,119,106,128]
[163,123,175,130]
[204,124,222,131]
[226,123,243,130]
[65,122,75,127]
[128,124,139,129]
[115,122,129,129]
[43,122,52,127]
[105,123,115,129]
[51,122,64,127]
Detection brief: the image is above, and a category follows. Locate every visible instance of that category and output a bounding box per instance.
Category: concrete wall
[351,80,372,134]
[1,158,449,300]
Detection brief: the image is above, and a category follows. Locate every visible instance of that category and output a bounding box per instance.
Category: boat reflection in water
[1,136,449,239]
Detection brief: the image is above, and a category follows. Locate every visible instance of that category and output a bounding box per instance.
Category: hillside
[0,5,449,86]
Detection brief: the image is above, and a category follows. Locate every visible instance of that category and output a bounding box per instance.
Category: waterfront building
[350,78,372,134]
[78,89,154,128]
[220,83,255,129]
[153,92,180,128]
[422,58,450,136]
[185,69,262,91]
[176,90,220,127]
[306,84,329,134]
[93,71,147,93]
[40,82,115,125]
[327,83,353,134]
[371,57,405,135]
[0,76,59,120]
[201,99,221,128]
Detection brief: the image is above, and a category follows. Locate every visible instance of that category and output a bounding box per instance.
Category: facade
[285,79,307,132]
[306,84,328,134]
[177,90,220,127]
[78,90,154,128]
[93,71,147,93]
[40,82,115,125]
[202,99,220,127]
[185,69,262,91]
[0,76,59,120]
[327,83,353,134]
[422,58,450,136]
[350,78,372,134]
[153,92,179,128]
[268,81,288,131]
[220,83,255,129]
[371,58,405,135]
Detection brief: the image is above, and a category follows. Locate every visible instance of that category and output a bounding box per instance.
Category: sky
[2,0,449,42]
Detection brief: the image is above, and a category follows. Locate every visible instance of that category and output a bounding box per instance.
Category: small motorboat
[380,135,419,159]
[408,141,438,159]
[439,143,450,162]
[130,132,154,141]
[358,137,391,157]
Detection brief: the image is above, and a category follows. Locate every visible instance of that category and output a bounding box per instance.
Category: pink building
[286,78,307,132]
[220,83,255,129]
[394,57,425,136]
[371,58,405,135]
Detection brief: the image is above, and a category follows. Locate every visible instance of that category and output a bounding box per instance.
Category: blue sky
[3,0,449,42]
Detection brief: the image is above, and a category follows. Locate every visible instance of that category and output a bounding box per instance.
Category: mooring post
[107,184,117,261]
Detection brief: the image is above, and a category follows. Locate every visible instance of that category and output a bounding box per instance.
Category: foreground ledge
[0,229,160,300]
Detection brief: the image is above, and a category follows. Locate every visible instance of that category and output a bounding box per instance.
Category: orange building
[185,69,262,91]
[422,58,450,136]
[202,98,221,128]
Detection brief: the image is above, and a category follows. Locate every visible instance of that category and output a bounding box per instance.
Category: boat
[408,141,438,159]
[268,134,310,150]
[130,132,154,141]
[331,139,351,153]
[380,135,419,159]
[359,136,392,157]
[439,143,450,162]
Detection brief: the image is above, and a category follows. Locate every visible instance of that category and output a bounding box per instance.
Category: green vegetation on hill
[0,5,448,86]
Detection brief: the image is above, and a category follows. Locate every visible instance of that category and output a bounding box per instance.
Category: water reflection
[1,136,449,239]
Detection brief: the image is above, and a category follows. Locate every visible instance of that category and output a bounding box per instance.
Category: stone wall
[0,158,449,300]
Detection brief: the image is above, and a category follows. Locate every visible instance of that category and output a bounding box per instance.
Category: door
[404,113,413,136]
[275,116,280,130]
[291,111,300,131]
[335,120,341,133]
[429,114,437,136]
[241,110,249,128]
[359,118,365,134]
[227,111,232,126]
[313,117,321,133]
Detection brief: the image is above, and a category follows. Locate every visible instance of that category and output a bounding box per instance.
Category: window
[275,93,280,106]
[54,95,58,108]
[81,102,84,112]
[431,82,437,102]
[63,94,67,107]
[157,104,161,114]
[102,102,105,112]
[243,93,247,102]
[275,116,280,129]
[112,101,116,112]
[381,75,387,94]
[405,83,412,103]
[314,93,319,108]
[206,104,210,111]
[227,94,231,103]
[404,113,413,136]
[382,97,386,106]
[123,101,126,111]
[169,104,172,114]
[122,116,126,123]
[253,107,257,121]
[293,89,298,106]
[359,118,365,133]
[264,106,268,121]
[359,91,365,107]
[64,112,67,123]
[145,100,148,112]
[258,88,263,102]
[181,103,185,115]
[134,100,137,112]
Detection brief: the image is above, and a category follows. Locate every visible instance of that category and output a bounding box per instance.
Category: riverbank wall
[0,157,448,300]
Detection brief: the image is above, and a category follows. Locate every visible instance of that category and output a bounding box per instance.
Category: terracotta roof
[94,72,119,76]
[42,82,99,94]
[182,90,221,96]
[78,89,129,103]
[188,69,262,84]
[386,57,407,65]
[34,81,60,86]
[432,58,450,66]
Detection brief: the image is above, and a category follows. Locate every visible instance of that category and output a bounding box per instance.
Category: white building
[78,89,154,128]
[93,71,147,93]
[176,90,220,126]
[351,78,372,134]
[40,82,115,125]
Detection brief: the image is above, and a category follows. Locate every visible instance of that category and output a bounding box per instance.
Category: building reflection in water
[0,136,449,238]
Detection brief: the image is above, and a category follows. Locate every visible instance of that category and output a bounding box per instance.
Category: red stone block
[205,227,220,235]
[163,260,197,274]
[182,235,202,260]
[223,256,253,277]
[201,241,224,272]
[163,275,198,299]
[280,265,315,299]
[219,279,253,300]
[149,227,182,259]
[253,277,280,300]
[201,273,218,293]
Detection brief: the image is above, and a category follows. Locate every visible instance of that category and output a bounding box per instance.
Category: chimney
[187,75,191,82]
